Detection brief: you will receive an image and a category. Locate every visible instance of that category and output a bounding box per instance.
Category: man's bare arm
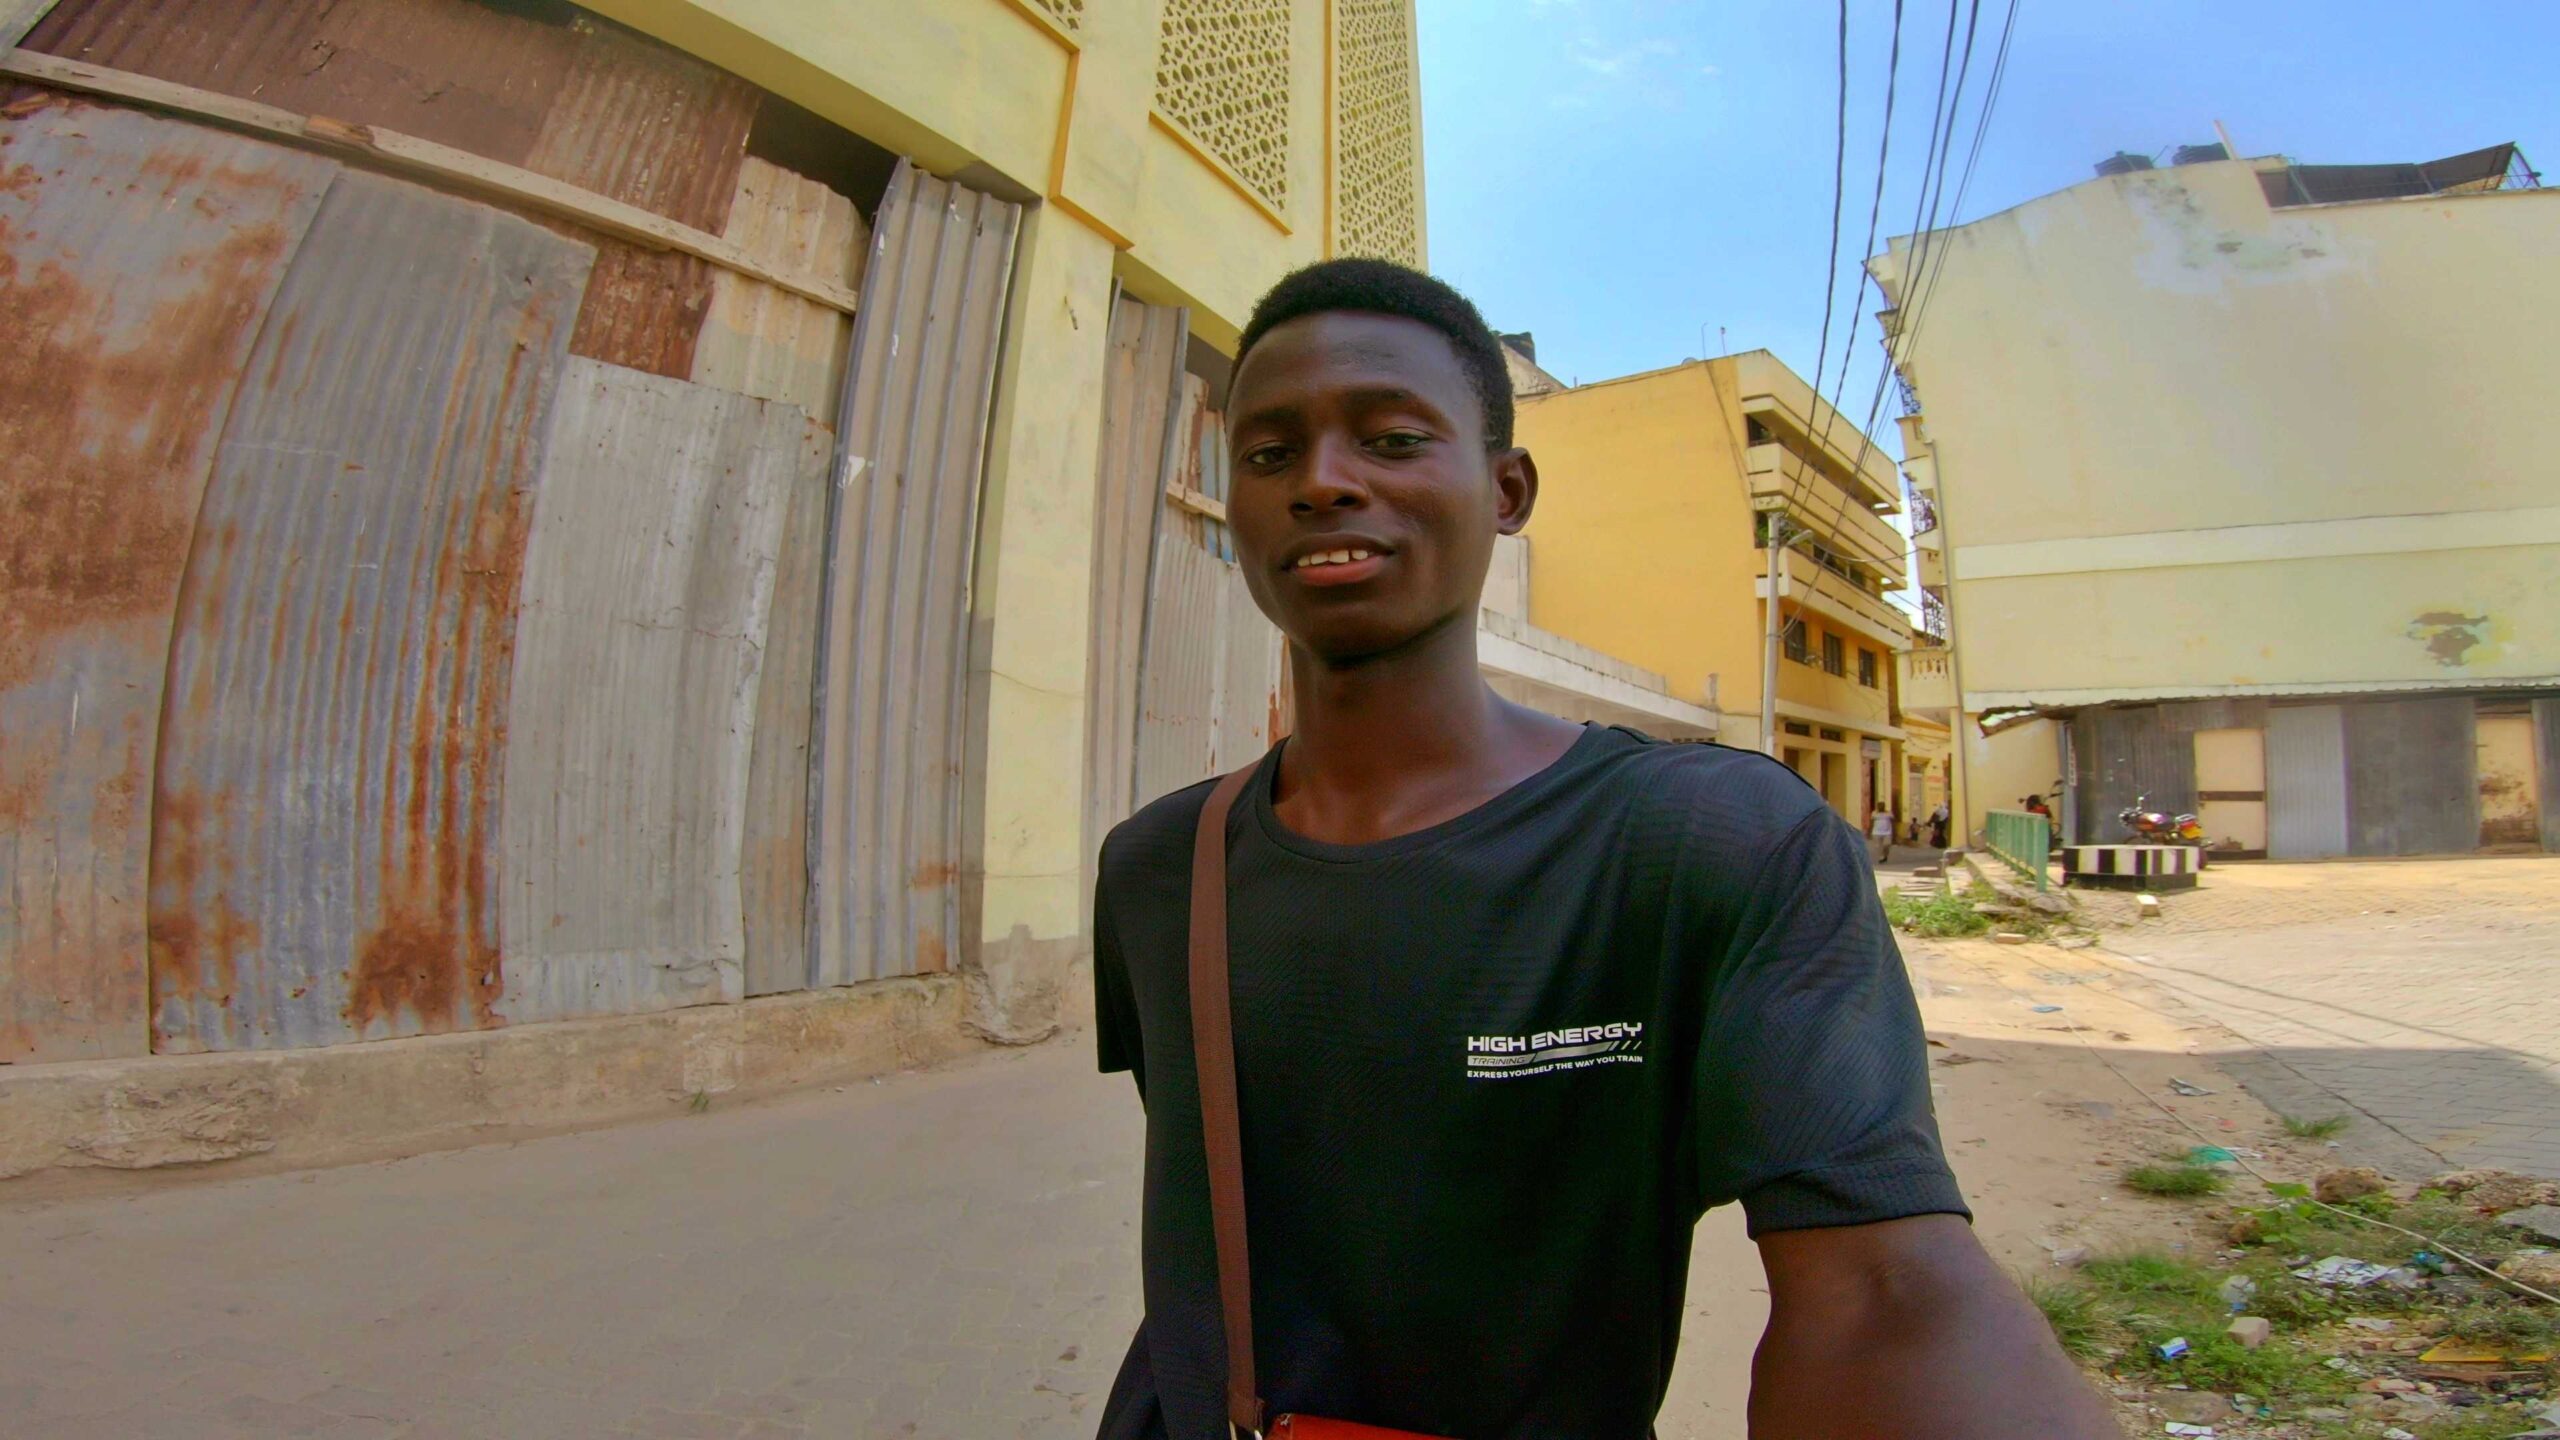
[1749,1214,2116,1439]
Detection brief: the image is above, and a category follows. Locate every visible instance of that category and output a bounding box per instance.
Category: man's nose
[1288,434,1369,514]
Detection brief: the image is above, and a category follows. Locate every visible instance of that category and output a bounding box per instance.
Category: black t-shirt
[1092,725,1967,1440]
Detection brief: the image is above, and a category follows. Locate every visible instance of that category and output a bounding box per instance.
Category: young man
[1869,803,1897,866]
[1091,259,2113,1440]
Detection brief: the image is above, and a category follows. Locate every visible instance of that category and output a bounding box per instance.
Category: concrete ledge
[1,976,984,1188]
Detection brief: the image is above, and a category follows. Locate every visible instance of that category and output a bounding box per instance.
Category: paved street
[5,855,2555,1439]
[2083,856,2560,1177]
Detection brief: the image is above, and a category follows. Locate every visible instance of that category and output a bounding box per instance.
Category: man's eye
[1369,431,1429,455]
[1242,444,1291,468]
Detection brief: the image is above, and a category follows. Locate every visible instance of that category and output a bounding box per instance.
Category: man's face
[1224,311,1535,663]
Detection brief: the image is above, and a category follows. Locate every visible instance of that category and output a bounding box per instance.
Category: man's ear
[1492,447,1538,535]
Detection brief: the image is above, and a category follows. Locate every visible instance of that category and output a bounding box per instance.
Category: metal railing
[1985,809,2050,891]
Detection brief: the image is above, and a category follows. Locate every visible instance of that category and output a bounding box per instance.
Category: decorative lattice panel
[1156,0,1292,211]
[1023,0,1082,31]
[1333,0,1422,266]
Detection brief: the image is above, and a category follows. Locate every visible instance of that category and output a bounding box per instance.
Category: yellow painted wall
[1512,364,1761,713]
[588,0,1389,345]
[1515,360,1907,759]
[1874,162,2560,705]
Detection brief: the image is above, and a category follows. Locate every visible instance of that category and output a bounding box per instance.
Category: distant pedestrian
[1869,803,1895,864]
[1928,801,1950,851]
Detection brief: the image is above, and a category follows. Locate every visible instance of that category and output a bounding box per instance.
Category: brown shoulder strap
[1189,765,1264,1438]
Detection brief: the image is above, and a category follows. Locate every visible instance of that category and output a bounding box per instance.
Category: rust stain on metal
[913,930,949,975]
[0,208,297,689]
[26,0,579,166]
[2,102,329,1062]
[147,171,588,1051]
[347,311,545,1037]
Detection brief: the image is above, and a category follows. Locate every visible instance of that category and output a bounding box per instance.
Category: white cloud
[1573,36,1677,76]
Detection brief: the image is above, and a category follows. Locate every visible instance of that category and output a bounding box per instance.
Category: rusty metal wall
[2069,706,2196,844]
[148,171,592,1053]
[2535,698,2560,855]
[2265,704,2350,860]
[1083,296,1188,879]
[25,0,579,165]
[742,419,836,996]
[28,1,759,381]
[693,157,867,429]
[498,358,804,1022]
[2343,695,2477,857]
[808,162,1024,988]
[531,16,758,380]
[0,101,335,1063]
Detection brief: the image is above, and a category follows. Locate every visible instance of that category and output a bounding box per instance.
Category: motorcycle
[2118,794,2204,845]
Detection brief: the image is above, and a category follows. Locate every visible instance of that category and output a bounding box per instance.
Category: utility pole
[1759,513,1796,757]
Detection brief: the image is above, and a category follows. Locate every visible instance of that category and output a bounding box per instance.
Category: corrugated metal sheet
[2535,698,2560,855]
[1213,555,1284,770]
[526,17,755,234]
[149,171,592,1053]
[27,2,763,385]
[2070,706,2195,844]
[808,162,1023,988]
[1134,511,1284,808]
[2343,696,2477,857]
[2266,704,2349,860]
[497,358,804,1021]
[1083,295,1188,881]
[0,102,334,1063]
[692,156,867,429]
[24,0,580,166]
[742,418,836,996]
[529,16,758,381]
[1134,524,1225,808]
[2157,698,2269,734]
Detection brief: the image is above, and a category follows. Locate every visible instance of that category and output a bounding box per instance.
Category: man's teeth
[1295,548,1375,569]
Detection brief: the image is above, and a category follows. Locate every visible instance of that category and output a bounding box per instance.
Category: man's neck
[1272,612,1582,846]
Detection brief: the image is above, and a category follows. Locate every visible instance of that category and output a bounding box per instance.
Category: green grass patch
[1882,887,1995,938]
[2123,1162,2228,1197]
[2281,1113,2352,1139]
[2046,1250,2357,1401]
[2021,1274,2109,1360]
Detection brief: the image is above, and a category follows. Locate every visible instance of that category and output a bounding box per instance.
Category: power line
[1806,0,1851,430]
[1782,0,1981,654]
[1821,0,1909,429]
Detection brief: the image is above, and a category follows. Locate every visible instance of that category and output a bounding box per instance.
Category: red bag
[1190,769,1452,1440]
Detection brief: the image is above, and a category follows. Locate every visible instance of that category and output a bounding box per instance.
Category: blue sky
[1417,0,2560,458]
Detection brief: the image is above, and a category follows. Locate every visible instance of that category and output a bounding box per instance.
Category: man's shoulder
[1581,731,1836,838]
[1098,773,1225,889]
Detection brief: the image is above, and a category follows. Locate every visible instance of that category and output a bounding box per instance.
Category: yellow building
[1511,352,1915,824]
[0,0,1423,1076]
[1871,141,2560,858]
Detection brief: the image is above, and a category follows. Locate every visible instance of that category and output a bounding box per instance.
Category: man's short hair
[1233,258,1514,450]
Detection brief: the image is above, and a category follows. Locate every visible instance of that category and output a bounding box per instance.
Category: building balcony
[1745,443,1906,578]
[1900,645,1956,710]
[1757,546,1913,653]
[1915,543,1945,590]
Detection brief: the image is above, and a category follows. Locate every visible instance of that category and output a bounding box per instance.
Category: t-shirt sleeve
[1092,859,1146,1100]
[1690,805,1969,1236]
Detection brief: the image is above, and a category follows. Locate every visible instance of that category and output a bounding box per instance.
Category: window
[1782,617,1811,664]
[1784,721,1813,737]
[1858,648,1878,687]
[1821,632,1845,677]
